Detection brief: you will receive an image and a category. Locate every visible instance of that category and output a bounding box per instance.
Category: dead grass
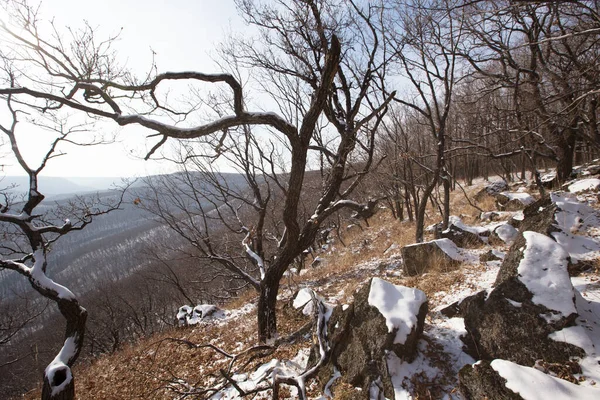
[226,288,258,310]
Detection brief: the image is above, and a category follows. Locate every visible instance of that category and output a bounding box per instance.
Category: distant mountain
[0,176,98,197]
[0,170,249,297]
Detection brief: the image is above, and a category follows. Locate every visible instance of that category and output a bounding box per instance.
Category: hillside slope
[22,172,600,400]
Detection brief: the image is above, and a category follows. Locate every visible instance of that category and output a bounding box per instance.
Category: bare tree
[383,0,467,242]
[458,0,600,184]
[0,0,392,342]
[0,81,127,400]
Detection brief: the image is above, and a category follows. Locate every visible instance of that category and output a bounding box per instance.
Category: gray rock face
[439,224,486,248]
[459,361,523,400]
[313,279,428,399]
[445,196,584,368]
[495,193,534,211]
[474,180,509,202]
[516,196,559,235]
[459,278,583,366]
[401,239,461,276]
[479,249,502,263]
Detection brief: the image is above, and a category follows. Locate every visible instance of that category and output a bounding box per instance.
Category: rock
[479,249,502,262]
[176,304,220,326]
[540,172,558,188]
[488,223,518,246]
[401,239,462,276]
[459,361,523,400]
[517,196,559,236]
[507,212,524,229]
[568,178,600,194]
[474,180,508,202]
[459,232,584,366]
[460,359,598,400]
[312,278,428,399]
[439,223,486,248]
[573,163,600,177]
[495,192,535,211]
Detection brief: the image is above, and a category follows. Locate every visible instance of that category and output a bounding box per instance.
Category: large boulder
[459,361,522,400]
[401,239,462,276]
[312,278,428,399]
[515,196,558,236]
[496,192,535,211]
[488,223,518,246]
[435,218,487,248]
[460,359,599,400]
[458,231,583,366]
[474,180,509,202]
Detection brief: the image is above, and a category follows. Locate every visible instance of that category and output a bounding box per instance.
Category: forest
[1,0,599,399]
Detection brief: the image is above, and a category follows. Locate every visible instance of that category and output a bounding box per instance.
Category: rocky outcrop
[516,196,559,236]
[456,231,584,366]
[460,359,597,400]
[479,249,502,263]
[438,223,486,248]
[474,180,508,202]
[401,239,462,276]
[459,361,523,400]
[495,192,535,211]
[313,278,427,399]
[488,223,518,246]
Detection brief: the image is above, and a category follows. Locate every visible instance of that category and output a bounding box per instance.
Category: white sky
[1,0,248,178]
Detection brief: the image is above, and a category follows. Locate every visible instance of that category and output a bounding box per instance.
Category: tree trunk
[41,299,87,400]
[415,180,436,243]
[442,170,451,230]
[257,274,281,343]
[556,128,577,183]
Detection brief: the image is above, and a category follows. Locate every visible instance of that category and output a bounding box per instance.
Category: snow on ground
[191,175,600,399]
[557,275,600,388]
[387,340,449,400]
[551,192,600,263]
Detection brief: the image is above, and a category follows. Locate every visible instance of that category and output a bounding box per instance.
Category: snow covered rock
[459,360,522,400]
[568,178,600,194]
[176,304,221,326]
[474,180,509,202]
[312,278,427,399]
[489,223,518,246]
[435,217,487,248]
[496,192,535,211]
[459,359,600,400]
[401,239,462,276]
[458,231,583,366]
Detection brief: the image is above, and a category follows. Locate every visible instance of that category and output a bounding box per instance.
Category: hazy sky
[2,0,247,178]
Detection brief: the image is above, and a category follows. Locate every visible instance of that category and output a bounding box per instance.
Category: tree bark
[41,299,87,400]
[257,274,281,343]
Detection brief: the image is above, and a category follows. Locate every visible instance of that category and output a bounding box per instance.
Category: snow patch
[568,178,600,194]
[518,232,576,318]
[494,224,518,245]
[491,359,600,399]
[368,278,427,344]
[499,192,535,205]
